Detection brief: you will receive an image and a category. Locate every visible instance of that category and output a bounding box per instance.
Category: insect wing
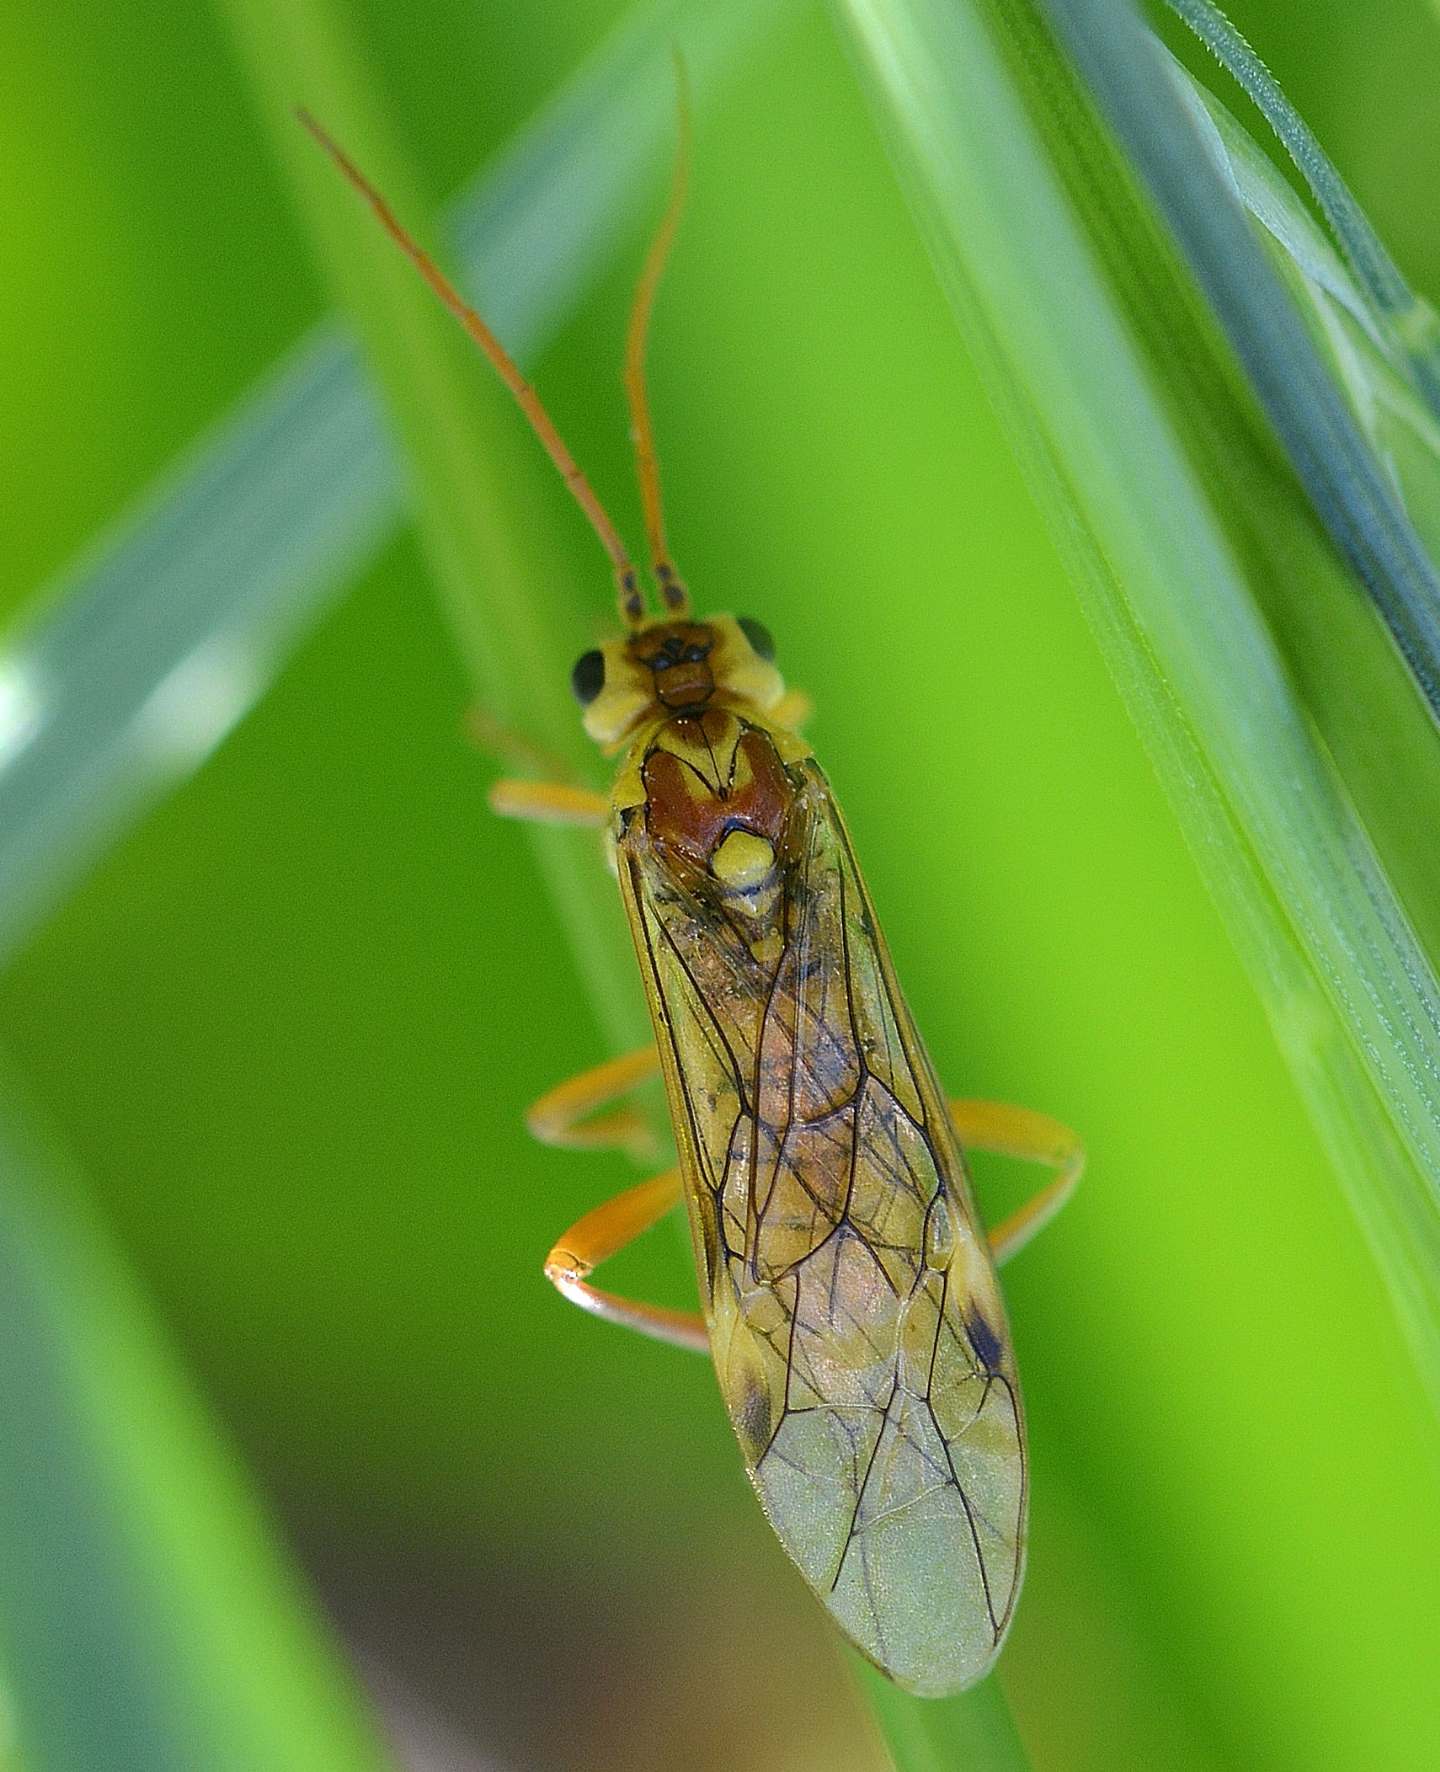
[618,741,1025,1696]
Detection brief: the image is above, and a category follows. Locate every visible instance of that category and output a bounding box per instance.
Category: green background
[2,1,1439,1767]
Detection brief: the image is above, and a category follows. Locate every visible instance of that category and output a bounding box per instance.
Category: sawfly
[302,93,1082,1697]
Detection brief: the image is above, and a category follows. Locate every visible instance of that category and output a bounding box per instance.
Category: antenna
[298,108,646,628]
[622,57,692,617]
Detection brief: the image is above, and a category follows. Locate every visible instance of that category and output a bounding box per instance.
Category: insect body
[305,101,1082,1697]
[591,628,1032,1693]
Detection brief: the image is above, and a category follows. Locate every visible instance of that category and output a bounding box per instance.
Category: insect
[302,97,1082,1698]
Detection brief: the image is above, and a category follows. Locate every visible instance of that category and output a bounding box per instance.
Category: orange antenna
[297,108,646,629]
[622,57,692,617]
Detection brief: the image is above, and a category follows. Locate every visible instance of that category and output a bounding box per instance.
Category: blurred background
[2,1,1439,1767]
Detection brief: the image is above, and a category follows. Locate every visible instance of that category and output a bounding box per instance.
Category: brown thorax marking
[642,711,792,886]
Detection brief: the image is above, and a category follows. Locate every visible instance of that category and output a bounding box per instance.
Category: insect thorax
[623,709,808,958]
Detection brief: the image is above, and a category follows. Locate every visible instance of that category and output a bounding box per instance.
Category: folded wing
[621,739,1025,1696]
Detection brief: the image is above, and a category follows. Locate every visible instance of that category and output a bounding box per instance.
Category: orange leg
[527,1046,662,1162]
[489,778,609,826]
[466,706,607,824]
[949,1099,1084,1266]
[545,1168,709,1354]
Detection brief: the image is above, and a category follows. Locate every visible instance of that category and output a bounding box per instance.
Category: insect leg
[488,780,609,826]
[527,1046,662,1160]
[467,705,608,824]
[948,1099,1084,1266]
[545,1168,709,1353]
[466,705,582,780]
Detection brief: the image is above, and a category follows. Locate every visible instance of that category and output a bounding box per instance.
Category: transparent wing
[620,747,1025,1697]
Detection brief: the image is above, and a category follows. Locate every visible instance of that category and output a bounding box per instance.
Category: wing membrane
[619,741,1024,1696]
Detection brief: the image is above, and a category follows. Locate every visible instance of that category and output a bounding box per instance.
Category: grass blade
[1154,41,1440,965]
[854,1656,1031,1771]
[1046,0,1440,722]
[0,1075,388,1772]
[833,0,1440,1392]
[1162,0,1440,419]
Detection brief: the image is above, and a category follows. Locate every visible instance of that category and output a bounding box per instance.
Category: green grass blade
[832,0,1440,1397]
[1161,0,1440,418]
[854,1657,1031,1772]
[1166,49,1440,518]
[0,0,763,975]
[0,1075,389,1772]
[1154,43,1440,960]
[1046,0,1440,720]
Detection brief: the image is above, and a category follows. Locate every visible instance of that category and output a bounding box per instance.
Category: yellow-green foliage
[2,1,1439,1768]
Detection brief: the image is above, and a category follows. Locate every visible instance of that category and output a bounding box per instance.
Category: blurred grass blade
[0,0,769,973]
[1162,0,1440,419]
[1046,0,1440,723]
[0,1072,388,1772]
[832,0,1440,1392]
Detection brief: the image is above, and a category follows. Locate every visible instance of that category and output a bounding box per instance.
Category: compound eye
[738,617,775,662]
[570,649,605,705]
